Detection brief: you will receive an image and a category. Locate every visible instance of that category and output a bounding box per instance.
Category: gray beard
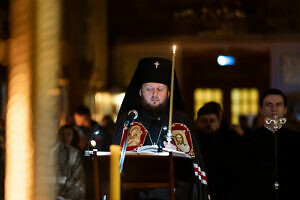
[140,96,168,117]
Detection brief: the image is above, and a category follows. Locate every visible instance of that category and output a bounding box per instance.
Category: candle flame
[173,45,176,54]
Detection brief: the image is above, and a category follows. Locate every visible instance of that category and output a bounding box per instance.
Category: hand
[163,141,177,151]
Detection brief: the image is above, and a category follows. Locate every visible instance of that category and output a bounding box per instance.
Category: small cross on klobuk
[154,61,160,69]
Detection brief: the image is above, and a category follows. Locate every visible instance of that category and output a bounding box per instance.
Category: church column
[7,0,61,199]
[33,0,61,199]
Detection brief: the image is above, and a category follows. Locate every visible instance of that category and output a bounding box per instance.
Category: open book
[84,145,192,159]
[135,145,191,158]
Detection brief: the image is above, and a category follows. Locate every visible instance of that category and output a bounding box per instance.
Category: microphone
[120,109,138,173]
[124,109,138,125]
[87,128,102,151]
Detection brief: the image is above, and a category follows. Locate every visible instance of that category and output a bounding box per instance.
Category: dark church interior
[1,0,300,199]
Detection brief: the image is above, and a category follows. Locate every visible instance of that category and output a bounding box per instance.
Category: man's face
[260,94,287,119]
[140,82,169,108]
[74,114,91,127]
[197,114,220,134]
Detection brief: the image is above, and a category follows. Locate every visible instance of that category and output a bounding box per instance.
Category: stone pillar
[33,0,61,199]
[7,0,61,199]
[7,0,35,199]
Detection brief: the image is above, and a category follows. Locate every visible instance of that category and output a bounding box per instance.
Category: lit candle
[110,145,121,200]
[167,45,176,144]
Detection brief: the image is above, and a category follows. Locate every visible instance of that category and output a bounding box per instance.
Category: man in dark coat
[238,88,300,200]
[196,102,241,200]
[113,57,208,200]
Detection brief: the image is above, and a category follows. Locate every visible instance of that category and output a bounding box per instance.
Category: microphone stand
[119,120,132,174]
[265,115,287,200]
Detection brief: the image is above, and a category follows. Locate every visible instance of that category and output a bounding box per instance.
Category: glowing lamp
[90,140,97,147]
[217,55,235,66]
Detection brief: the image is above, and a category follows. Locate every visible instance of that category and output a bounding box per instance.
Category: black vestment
[113,109,208,200]
[238,127,300,200]
[197,127,241,200]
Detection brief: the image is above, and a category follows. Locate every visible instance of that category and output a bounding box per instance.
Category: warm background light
[94,92,125,122]
[194,88,223,119]
[6,0,34,199]
[6,0,61,199]
[231,88,259,125]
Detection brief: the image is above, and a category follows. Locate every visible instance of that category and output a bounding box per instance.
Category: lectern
[84,151,195,200]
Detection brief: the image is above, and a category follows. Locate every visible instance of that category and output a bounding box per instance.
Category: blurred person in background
[236,115,252,136]
[100,115,116,142]
[57,125,81,151]
[251,113,265,130]
[196,102,241,200]
[73,105,111,151]
[50,126,86,200]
